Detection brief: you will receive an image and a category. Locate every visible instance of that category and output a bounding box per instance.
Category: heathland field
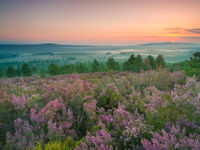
[0,69,200,149]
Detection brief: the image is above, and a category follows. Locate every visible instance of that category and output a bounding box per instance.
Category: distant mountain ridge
[0,43,97,47]
[137,42,200,46]
[0,42,199,47]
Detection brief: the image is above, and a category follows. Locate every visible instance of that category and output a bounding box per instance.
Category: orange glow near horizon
[0,0,200,45]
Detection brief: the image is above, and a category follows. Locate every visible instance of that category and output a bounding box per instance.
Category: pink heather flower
[30,108,44,123]
[100,114,114,123]
[83,99,97,120]
[81,129,114,150]
[7,118,38,150]
[67,108,73,122]
[14,118,22,127]
[11,94,26,110]
[30,99,68,124]
[142,125,200,150]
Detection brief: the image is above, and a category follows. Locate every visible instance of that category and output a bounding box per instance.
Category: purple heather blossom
[6,118,38,150]
[142,125,200,150]
[83,99,97,121]
[11,94,26,110]
[81,129,114,150]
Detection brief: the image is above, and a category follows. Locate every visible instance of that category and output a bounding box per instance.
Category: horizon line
[0,41,200,46]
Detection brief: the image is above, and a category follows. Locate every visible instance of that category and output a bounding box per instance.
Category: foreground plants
[0,69,199,150]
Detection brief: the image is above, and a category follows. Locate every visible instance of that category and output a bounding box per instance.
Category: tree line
[0,54,166,78]
[2,52,198,78]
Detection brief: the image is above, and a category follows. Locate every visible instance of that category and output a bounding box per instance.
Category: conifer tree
[77,63,87,73]
[66,64,76,73]
[156,54,165,68]
[106,57,120,71]
[48,62,60,75]
[6,65,17,77]
[144,55,156,70]
[21,63,32,76]
[91,59,100,72]
[0,67,4,77]
[16,65,21,76]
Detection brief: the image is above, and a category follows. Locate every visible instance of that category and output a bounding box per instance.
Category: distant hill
[137,42,200,46]
[0,42,200,65]
[0,42,199,47]
[0,43,97,47]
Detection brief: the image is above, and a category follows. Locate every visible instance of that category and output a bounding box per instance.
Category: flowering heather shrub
[30,99,75,140]
[30,99,67,123]
[133,69,185,91]
[142,124,200,150]
[40,76,97,103]
[185,76,200,95]
[0,99,23,146]
[110,104,151,149]
[0,71,199,150]
[83,99,97,120]
[47,119,75,141]
[11,94,26,110]
[5,118,38,150]
[77,129,114,150]
[141,86,168,113]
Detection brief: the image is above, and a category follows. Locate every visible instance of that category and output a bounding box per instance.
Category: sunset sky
[0,0,200,45]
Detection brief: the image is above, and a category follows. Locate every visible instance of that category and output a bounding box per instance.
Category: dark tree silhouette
[21,63,32,76]
[6,65,17,77]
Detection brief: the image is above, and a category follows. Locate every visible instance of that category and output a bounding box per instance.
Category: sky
[0,0,200,45]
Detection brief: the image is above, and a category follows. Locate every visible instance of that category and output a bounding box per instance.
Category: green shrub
[32,137,80,150]
[97,85,119,110]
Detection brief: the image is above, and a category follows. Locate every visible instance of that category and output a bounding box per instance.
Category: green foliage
[39,68,46,78]
[6,65,17,77]
[77,63,88,73]
[156,54,165,68]
[66,64,76,73]
[106,57,120,71]
[99,63,106,72]
[97,85,119,110]
[125,54,135,71]
[59,64,77,74]
[33,137,80,150]
[166,61,188,72]
[91,59,100,72]
[184,52,200,77]
[123,54,145,72]
[67,100,88,138]
[59,65,69,74]
[146,96,181,130]
[21,63,32,76]
[16,66,21,76]
[40,72,46,78]
[0,53,171,78]
[135,54,146,72]
[193,51,200,59]
[144,55,156,70]
[0,67,4,77]
[0,100,20,145]
[48,63,60,75]
[123,54,134,71]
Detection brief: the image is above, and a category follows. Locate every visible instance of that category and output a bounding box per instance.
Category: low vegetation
[0,52,199,78]
[0,67,199,149]
[0,52,199,149]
